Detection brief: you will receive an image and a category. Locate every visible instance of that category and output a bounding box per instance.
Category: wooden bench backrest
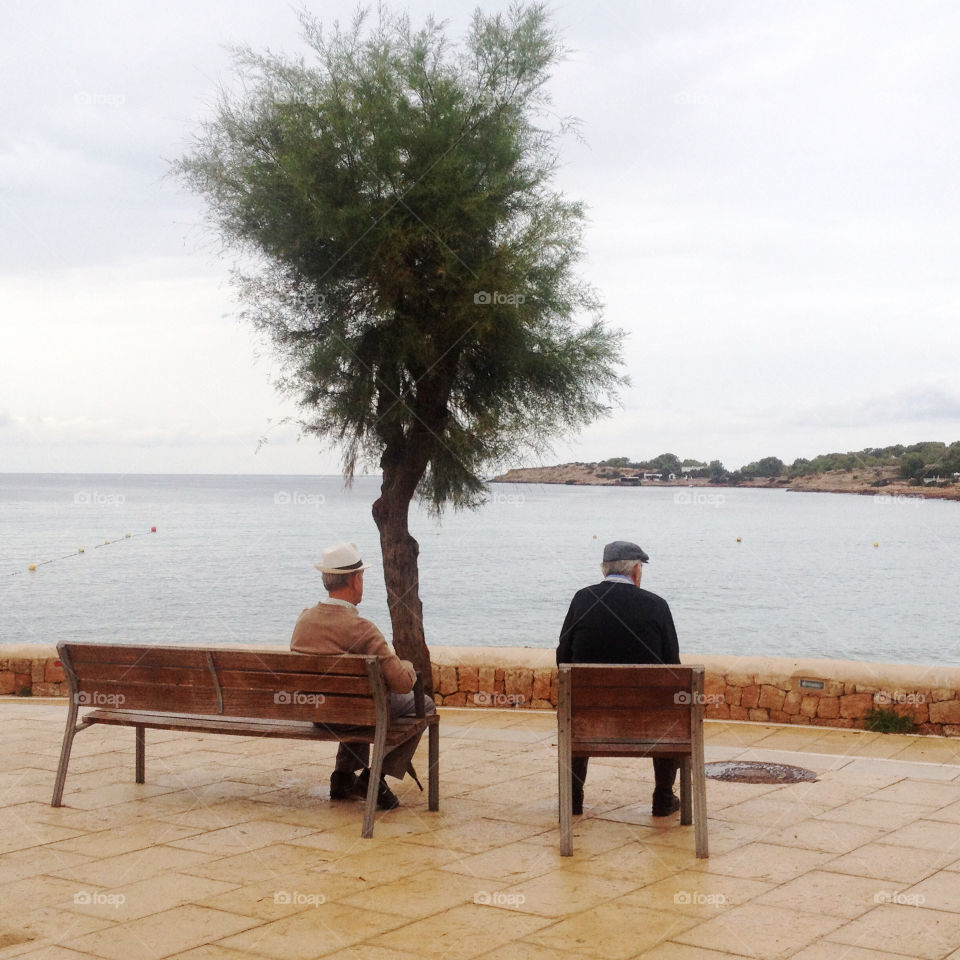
[562,664,703,745]
[57,642,381,726]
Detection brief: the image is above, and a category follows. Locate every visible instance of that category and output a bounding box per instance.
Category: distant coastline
[491,463,960,501]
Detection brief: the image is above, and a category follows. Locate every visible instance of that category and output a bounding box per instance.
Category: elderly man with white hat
[557,539,682,818]
[291,542,434,810]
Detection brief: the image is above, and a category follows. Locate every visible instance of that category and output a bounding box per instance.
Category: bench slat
[74,682,220,713]
[65,645,209,668]
[215,670,372,696]
[569,665,693,689]
[571,686,690,710]
[572,709,690,741]
[218,690,378,725]
[213,651,370,675]
[72,664,214,686]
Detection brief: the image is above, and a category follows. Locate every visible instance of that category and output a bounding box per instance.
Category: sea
[2,473,959,666]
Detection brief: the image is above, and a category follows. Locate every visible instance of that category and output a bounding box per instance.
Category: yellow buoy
[104,540,110,545]
[78,547,84,554]
[736,537,741,543]
[873,542,879,548]
[28,564,36,571]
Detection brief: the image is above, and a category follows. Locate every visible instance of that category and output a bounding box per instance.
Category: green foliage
[742,456,784,478]
[899,452,926,480]
[864,708,914,734]
[176,4,624,513]
[708,460,726,483]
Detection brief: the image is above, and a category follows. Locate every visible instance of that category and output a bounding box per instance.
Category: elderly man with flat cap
[557,539,681,818]
[291,542,434,810]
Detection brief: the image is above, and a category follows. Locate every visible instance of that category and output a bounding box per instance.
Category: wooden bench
[52,641,439,838]
[558,663,708,857]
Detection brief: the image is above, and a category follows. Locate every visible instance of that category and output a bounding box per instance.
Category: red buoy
[151,526,157,533]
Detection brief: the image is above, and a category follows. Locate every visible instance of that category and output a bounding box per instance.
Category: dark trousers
[571,756,678,798]
[334,691,435,779]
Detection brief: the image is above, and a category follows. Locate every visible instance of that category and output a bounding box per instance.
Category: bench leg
[362,750,385,839]
[52,700,80,807]
[694,758,709,859]
[680,756,692,826]
[428,722,439,812]
[135,726,145,784]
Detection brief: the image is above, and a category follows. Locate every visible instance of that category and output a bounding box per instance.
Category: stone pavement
[3,701,960,960]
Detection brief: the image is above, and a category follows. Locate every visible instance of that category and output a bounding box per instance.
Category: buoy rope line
[7,527,158,576]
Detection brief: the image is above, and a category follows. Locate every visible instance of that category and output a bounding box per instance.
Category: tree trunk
[372,463,432,696]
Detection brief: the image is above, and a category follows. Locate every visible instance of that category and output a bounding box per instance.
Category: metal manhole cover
[704,761,818,784]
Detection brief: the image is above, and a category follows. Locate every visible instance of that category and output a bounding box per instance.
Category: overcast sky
[3,0,959,475]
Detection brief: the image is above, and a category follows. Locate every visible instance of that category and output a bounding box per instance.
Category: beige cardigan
[290,601,416,694]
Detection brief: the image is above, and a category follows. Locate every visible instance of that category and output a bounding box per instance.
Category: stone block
[769,709,790,724]
[782,691,802,715]
[431,664,442,692]
[11,659,31,675]
[0,672,16,695]
[532,669,553,701]
[46,659,67,683]
[800,695,819,718]
[894,701,928,725]
[504,668,533,704]
[31,661,45,683]
[812,717,853,728]
[550,672,559,704]
[817,697,840,719]
[932,688,957,702]
[438,665,458,696]
[917,723,941,736]
[494,669,505,694]
[32,682,64,697]
[705,702,730,720]
[531,699,553,710]
[724,686,742,707]
[758,685,785,711]
[755,674,791,692]
[725,672,755,688]
[748,708,769,722]
[740,685,760,709]
[728,705,749,721]
[942,725,960,738]
[789,715,811,724]
[442,692,467,707]
[839,693,874,719]
[930,700,960,725]
[479,666,495,696]
[14,674,30,692]
[704,674,726,699]
[458,666,479,693]
[854,683,879,694]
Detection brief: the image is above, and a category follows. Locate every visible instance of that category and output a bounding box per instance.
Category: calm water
[2,474,959,665]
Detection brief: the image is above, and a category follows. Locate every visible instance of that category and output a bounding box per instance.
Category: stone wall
[5,644,960,737]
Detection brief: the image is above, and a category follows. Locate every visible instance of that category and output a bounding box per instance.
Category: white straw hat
[313,542,371,574]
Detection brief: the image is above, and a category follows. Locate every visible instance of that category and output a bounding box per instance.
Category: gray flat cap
[603,540,649,563]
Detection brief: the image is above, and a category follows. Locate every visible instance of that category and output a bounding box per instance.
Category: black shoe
[357,768,399,810]
[329,770,363,800]
[652,792,681,817]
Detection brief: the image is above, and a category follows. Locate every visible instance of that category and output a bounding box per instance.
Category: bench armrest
[413,671,426,718]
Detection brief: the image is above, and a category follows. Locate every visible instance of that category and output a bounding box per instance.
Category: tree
[708,460,727,483]
[742,456,784,478]
[176,5,624,691]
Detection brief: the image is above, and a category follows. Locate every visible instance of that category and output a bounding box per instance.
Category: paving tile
[68,904,259,960]
[711,797,830,829]
[826,903,960,959]
[198,871,370,919]
[47,844,214,888]
[567,838,698,884]
[691,842,831,884]
[315,841,463,887]
[495,868,641,917]
[826,842,960,885]
[868,779,960,806]
[0,821,85,856]
[218,902,410,959]
[671,902,845,959]
[183,841,352,883]
[63,871,239,922]
[760,818,887,854]
[399,816,549,855]
[620,870,772,918]
[439,840,558,885]
[47,819,204,858]
[902,870,960,913]
[175,947,275,960]
[167,819,316,856]
[876,818,960,853]
[635,944,768,960]
[320,948,421,960]
[365,903,553,960]
[754,869,893,919]
[817,797,939,830]
[790,942,928,960]
[0,906,115,958]
[0,848,93,886]
[526,900,698,959]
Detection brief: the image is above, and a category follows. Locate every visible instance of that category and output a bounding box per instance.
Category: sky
[3,0,960,475]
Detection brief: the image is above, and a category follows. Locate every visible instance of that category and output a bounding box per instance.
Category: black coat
[556,580,680,666]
